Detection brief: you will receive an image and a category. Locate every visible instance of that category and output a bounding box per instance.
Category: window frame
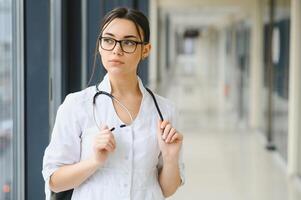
[12,0,25,199]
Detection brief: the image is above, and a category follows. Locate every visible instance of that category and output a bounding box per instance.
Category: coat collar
[96,73,146,98]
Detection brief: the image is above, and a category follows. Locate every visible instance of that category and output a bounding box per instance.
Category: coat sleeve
[42,93,82,198]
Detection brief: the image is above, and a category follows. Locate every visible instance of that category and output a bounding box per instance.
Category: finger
[170,132,183,143]
[100,128,112,135]
[96,131,109,140]
[162,124,172,140]
[100,124,108,131]
[108,134,116,147]
[157,120,163,138]
[101,127,115,134]
[95,135,114,147]
[165,128,177,143]
[99,142,114,152]
[107,140,115,150]
[160,120,170,130]
[108,128,116,146]
[96,140,115,151]
[157,120,162,131]
[97,132,115,146]
[104,142,115,152]
[95,143,112,152]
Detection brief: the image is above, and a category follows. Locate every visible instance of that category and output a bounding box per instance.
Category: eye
[103,38,115,44]
[122,40,136,46]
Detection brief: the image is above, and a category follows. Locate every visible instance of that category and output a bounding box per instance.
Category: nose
[112,41,123,55]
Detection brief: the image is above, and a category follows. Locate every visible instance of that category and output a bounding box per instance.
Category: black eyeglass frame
[98,36,148,53]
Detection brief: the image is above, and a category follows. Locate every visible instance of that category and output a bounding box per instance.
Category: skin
[49,18,183,197]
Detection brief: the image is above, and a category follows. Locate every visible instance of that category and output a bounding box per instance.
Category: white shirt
[42,74,185,200]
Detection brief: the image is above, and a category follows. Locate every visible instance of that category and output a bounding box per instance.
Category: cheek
[127,56,141,70]
[131,54,141,63]
[131,51,142,64]
[99,54,110,70]
[99,49,108,61]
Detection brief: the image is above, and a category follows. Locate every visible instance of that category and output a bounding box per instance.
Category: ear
[142,43,151,59]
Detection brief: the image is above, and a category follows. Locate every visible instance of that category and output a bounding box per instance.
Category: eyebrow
[103,32,138,39]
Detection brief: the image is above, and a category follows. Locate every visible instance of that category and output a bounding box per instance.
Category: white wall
[288,0,301,177]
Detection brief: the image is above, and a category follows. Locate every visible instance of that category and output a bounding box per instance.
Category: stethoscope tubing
[93,84,164,131]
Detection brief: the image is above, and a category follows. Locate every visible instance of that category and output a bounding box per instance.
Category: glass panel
[270,0,290,161]
[262,0,290,160]
[272,19,290,162]
[0,0,13,199]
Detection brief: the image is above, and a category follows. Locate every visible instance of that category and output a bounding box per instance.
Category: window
[0,0,13,199]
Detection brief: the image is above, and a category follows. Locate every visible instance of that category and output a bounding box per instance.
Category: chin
[107,68,128,76]
[108,69,137,78]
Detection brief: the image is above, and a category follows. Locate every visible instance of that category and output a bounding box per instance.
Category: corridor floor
[162,71,301,200]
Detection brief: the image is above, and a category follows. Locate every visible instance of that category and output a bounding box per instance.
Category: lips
[108,59,125,65]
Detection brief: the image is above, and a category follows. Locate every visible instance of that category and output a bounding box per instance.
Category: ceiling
[157,0,290,30]
[158,0,253,30]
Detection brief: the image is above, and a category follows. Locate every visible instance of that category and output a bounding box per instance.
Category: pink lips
[108,59,125,65]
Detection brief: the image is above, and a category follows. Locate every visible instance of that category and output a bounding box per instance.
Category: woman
[42,7,184,200]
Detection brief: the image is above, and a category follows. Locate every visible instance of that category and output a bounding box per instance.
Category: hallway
[163,62,301,200]
[2,0,301,199]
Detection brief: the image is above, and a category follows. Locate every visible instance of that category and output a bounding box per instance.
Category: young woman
[42,7,184,200]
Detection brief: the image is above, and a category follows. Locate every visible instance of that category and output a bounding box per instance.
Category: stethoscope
[92,84,164,132]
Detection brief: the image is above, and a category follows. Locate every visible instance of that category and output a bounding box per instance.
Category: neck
[108,73,141,97]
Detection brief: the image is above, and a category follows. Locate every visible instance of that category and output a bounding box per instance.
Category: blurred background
[1,0,301,199]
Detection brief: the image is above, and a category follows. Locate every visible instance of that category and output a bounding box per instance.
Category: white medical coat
[42,74,185,200]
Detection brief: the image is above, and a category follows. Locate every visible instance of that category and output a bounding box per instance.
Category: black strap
[51,189,73,200]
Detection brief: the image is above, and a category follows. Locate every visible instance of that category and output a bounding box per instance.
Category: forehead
[102,18,141,38]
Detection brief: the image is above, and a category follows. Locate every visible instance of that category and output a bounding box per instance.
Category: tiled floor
[161,66,301,200]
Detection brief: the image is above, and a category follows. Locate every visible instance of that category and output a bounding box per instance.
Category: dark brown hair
[88,7,150,85]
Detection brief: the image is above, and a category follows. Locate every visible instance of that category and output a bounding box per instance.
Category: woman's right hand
[92,124,116,166]
[49,124,116,192]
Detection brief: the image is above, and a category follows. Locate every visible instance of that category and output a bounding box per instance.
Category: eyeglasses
[99,36,147,53]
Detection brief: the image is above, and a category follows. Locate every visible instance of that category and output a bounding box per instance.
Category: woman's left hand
[157,120,183,160]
